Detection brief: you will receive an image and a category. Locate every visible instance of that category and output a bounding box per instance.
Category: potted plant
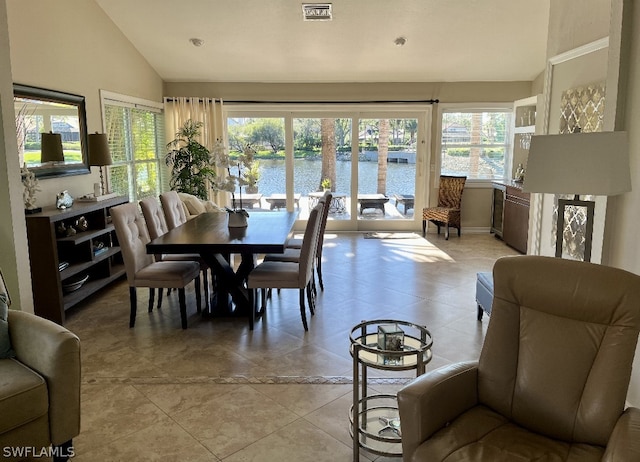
[321,178,331,192]
[165,119,216,200]
[211,142,256,227]
[243,160,261,194]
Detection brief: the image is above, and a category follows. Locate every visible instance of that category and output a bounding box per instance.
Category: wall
[6,0,164,207]
[165,81,535,229]
[546,0,639,406]
[1,0,163,310]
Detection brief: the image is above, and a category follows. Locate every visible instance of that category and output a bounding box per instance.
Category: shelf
[57,224,115,245]
[25,196,129,324]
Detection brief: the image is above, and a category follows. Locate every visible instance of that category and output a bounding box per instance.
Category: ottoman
[476,272,494,320]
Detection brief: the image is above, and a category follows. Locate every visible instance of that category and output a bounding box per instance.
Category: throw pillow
[204,201,225,213]
[0,294,15,358]
[178,193,206,215]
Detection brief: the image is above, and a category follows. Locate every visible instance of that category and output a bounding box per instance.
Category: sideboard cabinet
[491,182,530,254]
[25,196,128,324]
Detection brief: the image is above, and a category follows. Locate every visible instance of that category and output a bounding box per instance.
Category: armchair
[397,255,640,461]
[0,270,80,461]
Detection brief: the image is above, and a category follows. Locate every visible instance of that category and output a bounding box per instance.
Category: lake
[251,158,417,197]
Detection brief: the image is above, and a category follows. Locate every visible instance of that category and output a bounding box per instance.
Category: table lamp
[88,132,113,196]
[40,132,64,163]
[523,131,630,262]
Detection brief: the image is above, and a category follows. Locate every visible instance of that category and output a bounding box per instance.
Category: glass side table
[349,319,433,462]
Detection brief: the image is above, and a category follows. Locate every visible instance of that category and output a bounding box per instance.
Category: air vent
[302,3,332,21]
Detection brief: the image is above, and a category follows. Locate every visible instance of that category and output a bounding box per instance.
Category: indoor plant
[212,141,257,227]
[165,119,216,200]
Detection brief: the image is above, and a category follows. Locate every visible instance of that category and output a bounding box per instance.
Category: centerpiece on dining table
[212,141,257,228]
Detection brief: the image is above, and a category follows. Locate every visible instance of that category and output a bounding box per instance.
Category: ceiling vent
[302,3,332,21]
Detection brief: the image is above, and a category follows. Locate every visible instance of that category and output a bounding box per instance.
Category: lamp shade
[523,131,631,196]
[40,132,64,162]
[88,133,113,166]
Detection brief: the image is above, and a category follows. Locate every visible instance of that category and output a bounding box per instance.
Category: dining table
[146,210,298,327]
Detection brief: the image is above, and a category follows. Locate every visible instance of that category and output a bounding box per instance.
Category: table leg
[199,252,255,318]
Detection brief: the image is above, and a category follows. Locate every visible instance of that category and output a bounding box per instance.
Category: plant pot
[227,210,249,228]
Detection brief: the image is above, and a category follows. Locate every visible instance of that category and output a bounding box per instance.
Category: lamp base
[556,195,595,262]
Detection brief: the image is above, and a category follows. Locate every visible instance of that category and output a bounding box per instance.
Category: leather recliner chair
[0,273,80,461]
[398,255,640,461]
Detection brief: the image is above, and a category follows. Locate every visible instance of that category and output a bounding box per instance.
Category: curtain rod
[164,98,440,104]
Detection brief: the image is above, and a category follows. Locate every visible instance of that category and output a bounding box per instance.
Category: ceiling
[95,0,550,84]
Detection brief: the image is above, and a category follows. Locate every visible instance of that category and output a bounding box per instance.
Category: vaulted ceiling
[96,0,550,84]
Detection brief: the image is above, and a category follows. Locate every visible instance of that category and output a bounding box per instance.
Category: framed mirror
[13,84,90,178]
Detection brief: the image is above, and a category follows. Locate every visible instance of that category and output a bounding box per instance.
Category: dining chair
[111,202,201,329]
[281,191,332,291]
[140,197,210,311]
[160,190,189,230]
[422,175,467,239]
[247,203,323,331]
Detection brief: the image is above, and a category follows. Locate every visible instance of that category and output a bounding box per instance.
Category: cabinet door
[503,193,529,254]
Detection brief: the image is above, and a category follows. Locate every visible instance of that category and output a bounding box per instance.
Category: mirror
[13,84,89,178]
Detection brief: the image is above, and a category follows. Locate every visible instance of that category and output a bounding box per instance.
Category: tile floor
[63,232,518,461]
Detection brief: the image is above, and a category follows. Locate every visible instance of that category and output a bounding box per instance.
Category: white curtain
[163,97,225,202]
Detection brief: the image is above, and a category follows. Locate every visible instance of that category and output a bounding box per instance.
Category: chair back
[298,203,323,285]
[479,255,640,446]
[437,175,466,208]
[140,197,169,240]
[111,202,154,285]
[316,191,332,257]
[160,191,188,230]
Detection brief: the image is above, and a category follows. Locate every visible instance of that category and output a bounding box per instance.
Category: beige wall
[166,81,535,229]
[6,0,164,207]
[0,0,163,310]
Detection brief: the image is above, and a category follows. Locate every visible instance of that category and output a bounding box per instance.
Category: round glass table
[349,319,433,461]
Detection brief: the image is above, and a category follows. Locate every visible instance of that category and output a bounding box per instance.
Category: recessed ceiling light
[189,38,205,47]
[302,3,332,21]
[394,36,407,47]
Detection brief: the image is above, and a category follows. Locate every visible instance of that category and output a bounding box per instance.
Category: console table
[25,196,128,324]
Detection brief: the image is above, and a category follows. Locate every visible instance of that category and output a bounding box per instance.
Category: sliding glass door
[224,105,430,231]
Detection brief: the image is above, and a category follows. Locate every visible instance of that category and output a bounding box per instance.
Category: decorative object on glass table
[56,190,74,210]
[377,323,404,365]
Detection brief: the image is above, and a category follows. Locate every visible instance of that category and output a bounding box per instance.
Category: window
[439,107,511,181]
[101,91,165,201]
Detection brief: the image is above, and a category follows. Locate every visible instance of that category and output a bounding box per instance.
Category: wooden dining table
[146,210,298,326]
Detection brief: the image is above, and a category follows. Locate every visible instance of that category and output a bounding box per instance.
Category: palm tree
[377,119,390,194]
[320,118,336,191]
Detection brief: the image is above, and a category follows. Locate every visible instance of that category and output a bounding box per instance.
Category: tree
[377,119,390,194]
[319,118,336,191]
[248,119,284,155]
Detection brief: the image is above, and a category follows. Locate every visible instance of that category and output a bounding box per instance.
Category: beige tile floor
[63,232,518,461]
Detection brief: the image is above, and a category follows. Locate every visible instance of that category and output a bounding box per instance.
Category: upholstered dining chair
[422,175,466,239]
[397,255,640,462]
[269,191,332,292]
[111,202,201,329]
[246,203,323,331]
[140,197,210,311]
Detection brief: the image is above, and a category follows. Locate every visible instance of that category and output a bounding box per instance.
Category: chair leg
[178,288,187,329]
[445,224,450,240]
[436,223,441,235]
[129,287,137,328]
[477,305,484,321]
[157,287,163,309]
[458,226,461,237]
[52,439,73,462]
[195,275,202,313]
[248,288,255,330]
[422,219,427,236]
[148,288,155,312]
[203,269,210,311]
[306,283,315,316]
[299,289,309,331]
[317,256,324,291]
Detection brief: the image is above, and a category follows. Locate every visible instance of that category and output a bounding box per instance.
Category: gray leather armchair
[0,309,80,461]
[398,255,640,461]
